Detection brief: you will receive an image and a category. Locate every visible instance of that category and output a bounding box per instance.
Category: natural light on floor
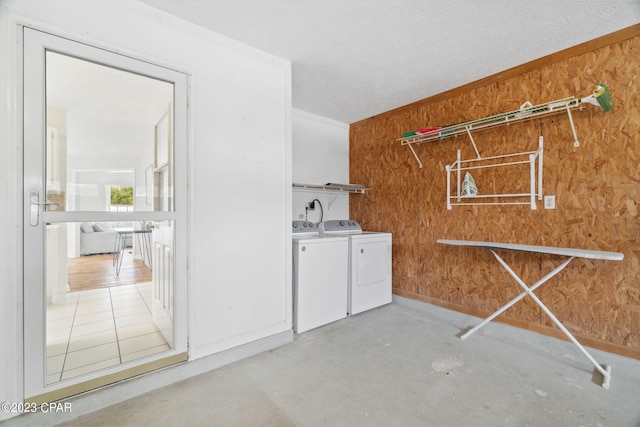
[46,282,169,384]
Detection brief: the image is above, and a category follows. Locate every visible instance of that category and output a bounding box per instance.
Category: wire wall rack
[398,93,605,168]
[445,136,543,210]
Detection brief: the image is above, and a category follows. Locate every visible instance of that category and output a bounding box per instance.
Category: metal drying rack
[446,136,543,210]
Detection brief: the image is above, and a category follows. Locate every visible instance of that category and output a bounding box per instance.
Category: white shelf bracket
[465,125,482,159]
[407,142,423,168]
[327,194,339,209]
[566,104,580,147]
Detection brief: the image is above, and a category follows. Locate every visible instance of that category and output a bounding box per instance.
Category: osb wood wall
[350,26,640,359]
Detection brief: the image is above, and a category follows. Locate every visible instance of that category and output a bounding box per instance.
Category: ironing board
[437,239,624,388]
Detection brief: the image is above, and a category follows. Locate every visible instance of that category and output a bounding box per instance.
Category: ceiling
[139,0,640,124]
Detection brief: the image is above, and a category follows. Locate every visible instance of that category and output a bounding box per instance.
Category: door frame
[22,26,190,404]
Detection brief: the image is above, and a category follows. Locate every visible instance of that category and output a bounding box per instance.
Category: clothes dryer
[292,220,349,332]
[318,220,392,315]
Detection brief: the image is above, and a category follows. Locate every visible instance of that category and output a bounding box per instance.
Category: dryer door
[350,235,392,315]
[356,240,390,286]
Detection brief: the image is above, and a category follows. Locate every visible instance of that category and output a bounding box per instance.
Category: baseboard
[393,289,640,361]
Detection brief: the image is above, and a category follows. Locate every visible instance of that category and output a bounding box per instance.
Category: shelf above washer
[292,182,367,194]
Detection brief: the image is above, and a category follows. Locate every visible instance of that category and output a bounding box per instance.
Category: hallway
[66,253,152,292]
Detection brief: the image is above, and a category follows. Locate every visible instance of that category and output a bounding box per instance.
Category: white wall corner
[293,108,349,130]
[292,108,351,221]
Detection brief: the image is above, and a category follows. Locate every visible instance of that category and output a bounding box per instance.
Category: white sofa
[79,222,132,256]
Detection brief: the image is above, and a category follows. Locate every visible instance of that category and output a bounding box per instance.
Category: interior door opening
[24,28,188,403]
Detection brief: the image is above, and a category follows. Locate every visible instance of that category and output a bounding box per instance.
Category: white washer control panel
[318,219,362,234]
[292,220,318,234]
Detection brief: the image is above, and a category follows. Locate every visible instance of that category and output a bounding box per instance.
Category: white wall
[0,0,291,417]
[292,109,350,223]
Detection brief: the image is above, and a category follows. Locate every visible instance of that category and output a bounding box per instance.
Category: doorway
[23,28,188,403]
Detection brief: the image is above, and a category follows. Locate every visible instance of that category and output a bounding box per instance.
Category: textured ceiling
[140,0,640,124]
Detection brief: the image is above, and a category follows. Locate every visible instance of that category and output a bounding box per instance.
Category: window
[108,185,134,212]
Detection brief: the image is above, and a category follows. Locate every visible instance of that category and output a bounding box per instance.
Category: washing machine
[292,220,349,333]
[319,220,392,315]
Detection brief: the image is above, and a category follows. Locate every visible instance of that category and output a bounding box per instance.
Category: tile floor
[46,282,170,384]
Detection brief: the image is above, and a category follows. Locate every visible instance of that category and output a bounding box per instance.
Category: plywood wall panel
[535,38,640,349]
[351,110,421,294]
[350,32,640,357]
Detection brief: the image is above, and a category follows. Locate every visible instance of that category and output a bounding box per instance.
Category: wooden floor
[67,253,152,292]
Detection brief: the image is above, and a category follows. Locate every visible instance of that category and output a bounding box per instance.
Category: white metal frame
[23,27,189,402]
[445,136,543,209]
[437,239,624,389]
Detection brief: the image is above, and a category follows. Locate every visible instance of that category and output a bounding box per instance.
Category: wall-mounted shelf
[446,136,543,210]
[398,84,611,168]
[292,182,367,194]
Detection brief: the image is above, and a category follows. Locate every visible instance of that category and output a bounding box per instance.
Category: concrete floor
[9,297,640,426]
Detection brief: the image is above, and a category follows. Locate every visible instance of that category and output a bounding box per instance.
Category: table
[437,239,624,388]
[113,228,153,276]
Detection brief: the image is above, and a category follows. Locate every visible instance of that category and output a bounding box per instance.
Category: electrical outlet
[544,195,555,209]
[307,201,315,210]
[298,214,305,219]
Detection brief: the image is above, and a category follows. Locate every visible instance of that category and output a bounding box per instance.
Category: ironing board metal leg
[490,251,611,388]
[460,253,573,340]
